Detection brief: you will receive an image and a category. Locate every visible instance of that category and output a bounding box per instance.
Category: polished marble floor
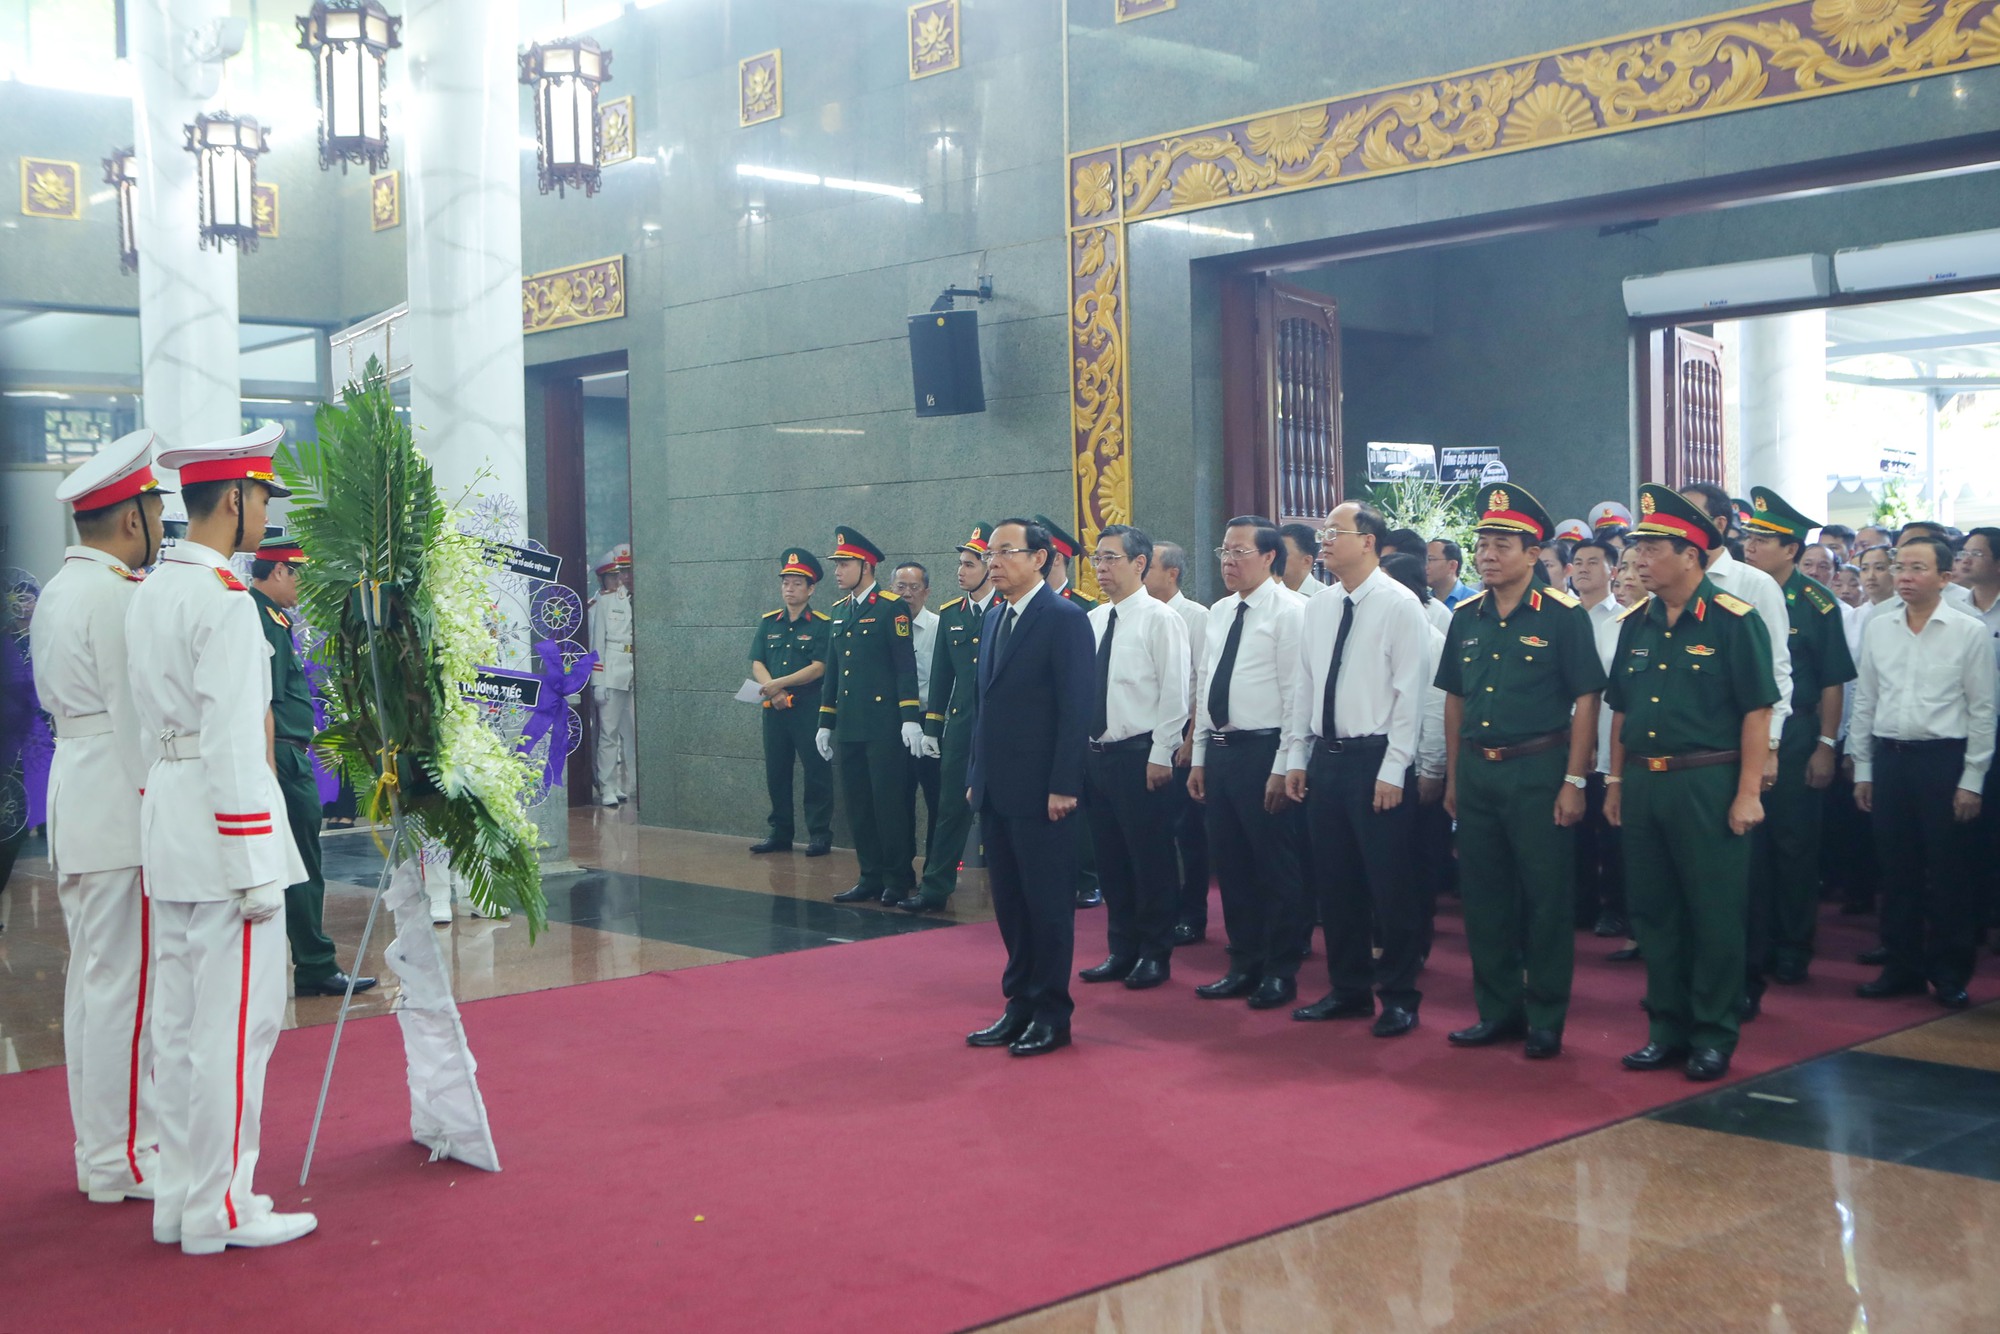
[5,807,1997,1330]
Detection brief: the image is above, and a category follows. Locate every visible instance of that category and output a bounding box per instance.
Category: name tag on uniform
[859,617,876,624]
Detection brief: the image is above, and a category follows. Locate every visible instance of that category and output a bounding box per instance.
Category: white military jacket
[28,546,148,876]
[127,540,305,901]
[589,587,635,691]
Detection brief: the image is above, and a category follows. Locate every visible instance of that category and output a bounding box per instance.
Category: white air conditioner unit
[1622,254,1832,318]
[1834,227,2000,293]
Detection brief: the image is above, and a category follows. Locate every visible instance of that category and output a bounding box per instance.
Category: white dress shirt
[1088,587,1191,766]
[1423,595,1452,636]
[1705,548,1793,744]
[1191,576,1304,775]
[1417,623,1447,781]
[1963,585,2000,675]
[910,605,939,701]
[1282,566,1432,787]
[1293,573,1328,600]
[1592,610,1622,773]
[1849,600,1997,790]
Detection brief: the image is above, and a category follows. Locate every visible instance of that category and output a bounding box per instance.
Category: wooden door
[1641,326,1725,487]
[1256,279,1342,528]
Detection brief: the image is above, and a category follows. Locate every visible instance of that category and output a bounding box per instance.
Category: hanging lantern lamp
[103,146,139,274]
[519,34,611,198]
[184,112,271,252]
[296,0,402,173]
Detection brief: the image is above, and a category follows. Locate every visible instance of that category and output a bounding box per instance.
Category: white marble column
[401,0,529,517]
[129,0,242,454]
[1737,309,1828,515]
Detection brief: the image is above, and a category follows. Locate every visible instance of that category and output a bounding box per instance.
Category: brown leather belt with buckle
[1476,729,1567,763]
[1639,749,1740,773]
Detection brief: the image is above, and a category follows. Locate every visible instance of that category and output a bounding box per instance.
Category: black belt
[1874,736,1966,752]
[1087,735,1153,754]
[1320,733,1388,755]
[1207,728,1281,748]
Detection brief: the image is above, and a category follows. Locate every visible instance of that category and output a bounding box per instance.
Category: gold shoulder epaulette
[1455,589,1487,609]
[941,597,965,612]
[1616,596,1651,622]
[761,608,784,620]
[1713,591,1754,617]
[833,595,851,608]
[1802,581,1837,614]
[812,610,831,621]
[1540,585,1580,609]
[878,589,904,603]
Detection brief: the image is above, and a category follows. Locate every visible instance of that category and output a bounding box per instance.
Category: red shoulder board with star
[113,565,144,583]
[216,568,248,593]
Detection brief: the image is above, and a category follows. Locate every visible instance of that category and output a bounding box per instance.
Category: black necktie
[1093,607,1118,740]
[1321,595,1355,739]
[1207,600,1250,729]
[995,604,1017,665]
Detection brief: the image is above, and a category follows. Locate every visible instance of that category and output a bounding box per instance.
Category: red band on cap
[177,457,277,486]
[260,546,306,563]
[1635,514,1714,549]
[1046,535,1074,558]
[1479,508,1545,540]
[73,467,158,512]
[832,543,873,562]
[780,560,816,579]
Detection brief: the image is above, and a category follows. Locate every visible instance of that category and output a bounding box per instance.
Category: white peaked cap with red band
[1553,518,1591,543]
[55,428,173,512]
[595,543,633,574]
[157,421,294,498]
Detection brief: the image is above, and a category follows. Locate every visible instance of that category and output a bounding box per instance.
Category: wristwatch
[1562,773,1587,789]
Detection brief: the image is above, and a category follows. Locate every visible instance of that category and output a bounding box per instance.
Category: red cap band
[1477,508,1544,540]
[832,542,873,562]
[177,456,278,486]
[780,559,816,579]
[260,545,306,563]
[73,466,158,512]
[1635,514,1714,550]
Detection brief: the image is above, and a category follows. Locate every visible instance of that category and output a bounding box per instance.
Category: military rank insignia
[216,568,248,592]
[895,615,911,637]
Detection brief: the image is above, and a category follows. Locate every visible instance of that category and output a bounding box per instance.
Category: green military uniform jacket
[820,585,922,740]
[1436,584,1606,745]
[1607,576,1779,757]
[251,588,314,744]
[1776,570,1856,747]
[923,591,995,738]
[750,604,831,712]
[1053,582,1097,612]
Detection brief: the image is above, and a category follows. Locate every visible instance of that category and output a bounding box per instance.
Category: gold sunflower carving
[1246,108,1329,168]
[1169,161,1231,210]
[744,65,777,114]
[915,12,952,66]
[1500,84,1598,148]
[1809,0,1934,57]
[1072,161,1115,218]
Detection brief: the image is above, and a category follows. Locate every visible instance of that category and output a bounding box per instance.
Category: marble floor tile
[1860,1004,2000,1072]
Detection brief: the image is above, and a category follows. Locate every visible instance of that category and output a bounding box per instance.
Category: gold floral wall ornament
[599,96,636,165]
[370,170,400,231]
[1106,0,2000,225]
[740,50,783,126]
[253,182,280,239]
[1116,0,1177,21]
[910,0,960,79]
[20,157,82,220]
[522,254,626,334]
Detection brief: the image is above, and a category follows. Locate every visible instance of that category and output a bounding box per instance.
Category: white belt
[53,712,114,740]
[158,730,203,761]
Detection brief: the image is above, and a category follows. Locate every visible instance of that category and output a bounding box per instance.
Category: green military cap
[1729,497,1754,528]
[1631,483,1724,551]
[779,548,823,582]
[828,527,886,565]
[956,522,994,555]
[256,532,307,565]
[1033,514,1079,560]
[1744,487,1819,544]
[1471,483,1554,543]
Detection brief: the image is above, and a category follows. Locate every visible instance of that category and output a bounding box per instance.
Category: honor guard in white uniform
[131,427,315,1255]
[590,544,636,805]
[31,429,166,1204]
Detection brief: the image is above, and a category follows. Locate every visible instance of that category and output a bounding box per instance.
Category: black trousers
[1823,738,1876,910]
[1411,796,1453,958]
[1574,773,1624,926]
[1307,748,1421,1010]
[1871,738,1980,989]
[277,745,338,988]
[1205,734,1306,977]
[1085,745,1180,962]
[1171,763,1210,928]
[983,801,1079,1027]
[908,752,941,854]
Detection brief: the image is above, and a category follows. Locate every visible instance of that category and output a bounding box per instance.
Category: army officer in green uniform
[250,535,375,998]
[908,522,1001,912]
[1740,486,1856,994]
[750,549,834,857]
[1606,485,1778,1082]
[816,527,927,906]
[1035,514,1102,908]
[1438,484,1606,1059]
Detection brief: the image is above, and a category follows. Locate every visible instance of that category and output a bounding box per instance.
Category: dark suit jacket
[968,587,1094,818]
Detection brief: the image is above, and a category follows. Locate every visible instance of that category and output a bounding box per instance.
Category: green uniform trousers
[916,718,975,903]
[1751,731,1824,976]
[1623,764,1751,1054]
[762,695,833,844]
[1457,747,1576,1032]
[840,734,916,896]
[277,744,338,989]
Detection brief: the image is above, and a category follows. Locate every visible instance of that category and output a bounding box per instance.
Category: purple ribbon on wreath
[518,638,597,787]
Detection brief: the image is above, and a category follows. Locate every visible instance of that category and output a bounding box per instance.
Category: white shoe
[155,1194,271,1245]
[87,1179,154,1203]
[182,1210,317,1255]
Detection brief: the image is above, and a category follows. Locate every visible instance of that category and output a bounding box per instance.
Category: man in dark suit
[965,517,1096,1057]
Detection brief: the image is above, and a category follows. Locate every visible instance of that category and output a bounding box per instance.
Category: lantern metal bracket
[929,277,993,312]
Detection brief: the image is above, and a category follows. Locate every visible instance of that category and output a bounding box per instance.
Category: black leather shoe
[804,840,832,858]
[1195,971,1260,999]
[1447,1018,1525,1047]
[1075,886,1103,908]
[1079,955,1137,983]
[1008,1022,1071,1057]
[832,884,877,904]
[1856,945,1890,966]
[1171,923,1206,946]
[966,1013,1031,1048]
[1292,992,1373,1021]
[1371,1007,1419,1038]
[1770,959,1809,985]
[1857,970,1926,999]
[880,890,915,908]
[1685,1048,1731,1081]
[1246,976,1297,1010]
[1607,944,1643,962]
[1524,1028,1562,1059]
[900,896,947,914]
[1738,990,1762,1023]
[1934,982,1972,1010]
[1592,912,1628,938]
[748,837,791,855]
[297,972,378,998]
[1622,1042,1689,1071]
[1123,958,1169,990]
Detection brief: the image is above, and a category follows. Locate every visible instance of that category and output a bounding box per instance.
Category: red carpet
[0,901,1953,1332]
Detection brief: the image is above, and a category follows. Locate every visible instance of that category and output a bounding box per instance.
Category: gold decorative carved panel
[370,171,401,231]
[522,255,626,335]
[600,96,636,165]
[740,50,783,126]
[910,0,960,79]
[20,157,82,220]
[253,182,279,239]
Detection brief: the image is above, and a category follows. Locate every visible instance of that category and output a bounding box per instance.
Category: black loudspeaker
[908,309,985,417]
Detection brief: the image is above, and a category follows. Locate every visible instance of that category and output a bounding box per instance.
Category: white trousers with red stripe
[58,866,157,1192]
[150,899,287,1242]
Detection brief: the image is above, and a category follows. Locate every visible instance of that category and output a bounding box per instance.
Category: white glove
[920,734,941,760]
[902,722,925,758]
[238,881,285,923]
[815,728,834,761]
